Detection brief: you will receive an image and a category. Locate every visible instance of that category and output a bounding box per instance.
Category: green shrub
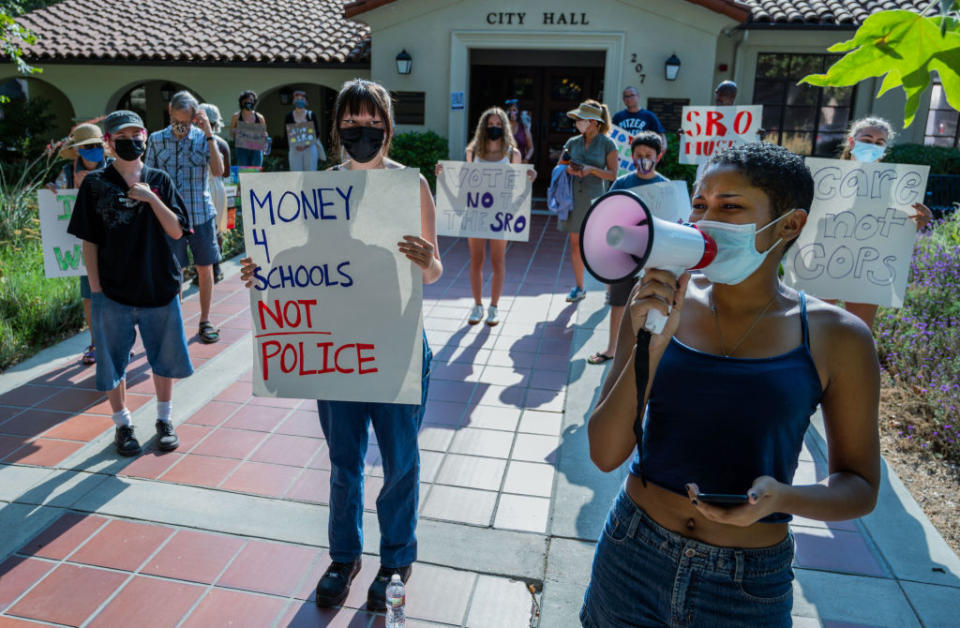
[0,96,56,162]
[389,131,449,191]
[884,143,960,175]
[658,133,698,190]
[0,234,84,372]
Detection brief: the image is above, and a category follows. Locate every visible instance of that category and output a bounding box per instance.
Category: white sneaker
[468,304,484,325]
[486,305,500,326]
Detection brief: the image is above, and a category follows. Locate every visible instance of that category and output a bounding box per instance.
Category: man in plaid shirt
[146,91,225,344]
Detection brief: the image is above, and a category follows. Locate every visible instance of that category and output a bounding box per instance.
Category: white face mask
[850,141,885,163]
[696,211,797,285]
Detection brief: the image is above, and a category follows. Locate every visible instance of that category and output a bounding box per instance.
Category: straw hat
[567,102,604,123]
[59,123,104,160]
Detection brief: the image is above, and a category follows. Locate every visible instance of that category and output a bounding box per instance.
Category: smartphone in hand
[696,493,749,506]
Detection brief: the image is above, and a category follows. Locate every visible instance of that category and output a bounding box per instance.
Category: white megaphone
[580,190,717,333]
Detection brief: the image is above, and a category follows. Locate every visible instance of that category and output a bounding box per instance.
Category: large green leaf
[801,10,960,127]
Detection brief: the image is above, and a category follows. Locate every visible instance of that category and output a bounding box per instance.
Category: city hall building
[5,0,954,184]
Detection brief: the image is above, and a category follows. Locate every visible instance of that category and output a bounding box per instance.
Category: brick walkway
[1,214,958,627]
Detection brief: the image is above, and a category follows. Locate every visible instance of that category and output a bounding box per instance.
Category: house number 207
[629,54,646,83]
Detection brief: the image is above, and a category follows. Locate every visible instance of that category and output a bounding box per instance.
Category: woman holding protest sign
[229,90,267,167]
[581,142,882,627]
[240,77,441,612]
[831,117,933,330]
[284,89,326,171]
[560,100,618,302]
[436,106,536,326]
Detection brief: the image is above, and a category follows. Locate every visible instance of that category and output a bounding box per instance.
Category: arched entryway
[109,81,205,132]
[248,83,338,168]
[0,77,76,160]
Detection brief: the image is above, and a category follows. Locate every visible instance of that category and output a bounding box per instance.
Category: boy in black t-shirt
[68,110,194,456]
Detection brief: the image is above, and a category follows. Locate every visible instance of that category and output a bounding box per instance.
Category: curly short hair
[701,142,814,252]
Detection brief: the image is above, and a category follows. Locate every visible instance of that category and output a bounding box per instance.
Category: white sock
[112,408,132,427]
[157,401,172,424]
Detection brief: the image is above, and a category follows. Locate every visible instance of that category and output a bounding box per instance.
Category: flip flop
[588,352,614,365]
[198,321,220,344]
[82,345,96,365]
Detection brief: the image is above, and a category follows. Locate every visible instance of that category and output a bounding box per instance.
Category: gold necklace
[711,291,779,357]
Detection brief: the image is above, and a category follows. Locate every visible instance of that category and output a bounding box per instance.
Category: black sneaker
[367,564,412,611]
[213,264,224,284]
[315,558,361,608]
[155,420,180,452]
[114,425,141,457]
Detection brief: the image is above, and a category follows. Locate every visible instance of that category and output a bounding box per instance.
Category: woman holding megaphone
[580,143,881,627]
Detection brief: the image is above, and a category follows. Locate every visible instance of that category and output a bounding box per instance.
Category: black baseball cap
[104,110,145,134]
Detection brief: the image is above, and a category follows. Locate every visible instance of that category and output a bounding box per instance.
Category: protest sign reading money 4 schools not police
[783,158,929,307]
[679,105,762,165]
[38,189,85,278]
[242,169,423,404]
[435,160,532,241]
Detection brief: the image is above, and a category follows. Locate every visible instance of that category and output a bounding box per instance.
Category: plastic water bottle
[386,574,405,627]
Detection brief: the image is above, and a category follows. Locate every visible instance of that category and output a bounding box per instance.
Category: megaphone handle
[640,266,683,335]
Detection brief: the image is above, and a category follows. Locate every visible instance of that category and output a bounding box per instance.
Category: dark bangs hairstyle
[330,78,395,159]
[701,142,814,252]
[630,131,662,155]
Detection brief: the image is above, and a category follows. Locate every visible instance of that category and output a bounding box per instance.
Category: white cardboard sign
[783,157,929,307]
[38,189,86,278]
[679,105,762,165]
[435,161,533,241]
[241,169,423,404]
[624,180,691,224]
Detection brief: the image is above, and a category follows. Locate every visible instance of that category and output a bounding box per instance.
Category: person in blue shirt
[611,86,667,155]
[589,132,669,365]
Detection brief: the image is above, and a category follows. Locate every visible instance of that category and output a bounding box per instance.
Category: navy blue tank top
[630,292,823,523]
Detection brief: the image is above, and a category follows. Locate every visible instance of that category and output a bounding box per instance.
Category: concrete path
[0,214,958,627]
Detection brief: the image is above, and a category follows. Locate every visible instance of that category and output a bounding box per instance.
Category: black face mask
[486,126,504,140]
[243,102,255,111]
[113,138,146,162]
[339,126,385,163]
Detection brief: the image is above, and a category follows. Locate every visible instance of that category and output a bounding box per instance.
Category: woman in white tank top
[438,107,535,326]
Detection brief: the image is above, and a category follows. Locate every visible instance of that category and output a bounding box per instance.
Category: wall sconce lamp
[396,49,412,75]
[665,54,681,81]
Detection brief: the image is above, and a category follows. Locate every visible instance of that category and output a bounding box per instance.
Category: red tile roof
[12,0,934,66]
[739,0,930,26]
[16,0,370,65]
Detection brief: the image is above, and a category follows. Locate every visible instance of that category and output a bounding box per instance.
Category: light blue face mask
[697,210,797,285]
[294,99,307,109]
[851,141,885,163]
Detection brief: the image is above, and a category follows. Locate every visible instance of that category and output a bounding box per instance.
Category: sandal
[588,352,614,365]
[82,345,96,365]
[198,321,220,344]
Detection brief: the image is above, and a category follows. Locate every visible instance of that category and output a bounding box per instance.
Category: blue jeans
[580,488,795,628]
[235,147,263,167]
[317,335,432,567]
[91,292,193,391]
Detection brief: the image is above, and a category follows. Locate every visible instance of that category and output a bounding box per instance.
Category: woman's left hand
[398,235,435,271]
[526,168,537,182]
[911,203,933,230]
[685,477,785,527]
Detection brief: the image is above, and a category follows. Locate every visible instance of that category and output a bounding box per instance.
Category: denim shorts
[580,488,795,628]
[91,292,194,391]
[171,216,221,267]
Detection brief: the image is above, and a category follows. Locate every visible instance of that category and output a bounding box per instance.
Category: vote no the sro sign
[435,161,533,241]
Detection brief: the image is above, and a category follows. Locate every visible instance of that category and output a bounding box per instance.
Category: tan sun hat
[567,102,604,123]
[59,123,105,160]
